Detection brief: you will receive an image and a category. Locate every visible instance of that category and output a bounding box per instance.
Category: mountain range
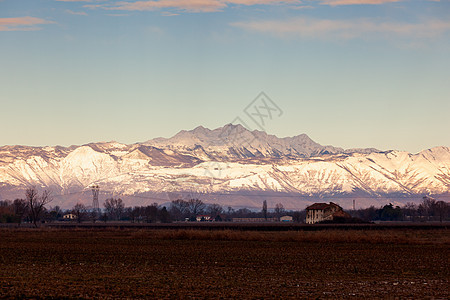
[0,124,448,209]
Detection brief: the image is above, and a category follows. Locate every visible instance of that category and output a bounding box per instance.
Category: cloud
[61,0,439,14]
[231,17,450,40]
[84,0,302,13]
[318,0,402,5]
[161,11,180,16]
[228,0,300,4]
[65,9,88,15]
[99,0,227,12]
[106,13,131,16]
[0,17,55,31]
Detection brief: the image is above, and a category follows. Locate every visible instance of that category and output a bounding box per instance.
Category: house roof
[306,203,330,210]
[332,210,351,218]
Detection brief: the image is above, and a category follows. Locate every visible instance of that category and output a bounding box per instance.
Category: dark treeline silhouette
[349,196,450,222]
[1,191,449,224]
[0,187,53,227]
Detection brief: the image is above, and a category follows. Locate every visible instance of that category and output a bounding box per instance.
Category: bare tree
[403,202,418,221]
[13,199,28,226]
[186,199,205,217]
[72,203,87,223]
[104,198,125,221]
[274,203,285,218]
[48,205,63,222]
[26,187,52,227]
[435,201,449,223]
[130,206,143,223]
[418,196,449,221]
[207,203,223,217]
[170,199,189,221]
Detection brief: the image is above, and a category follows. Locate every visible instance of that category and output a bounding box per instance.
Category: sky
[0,0,449,153]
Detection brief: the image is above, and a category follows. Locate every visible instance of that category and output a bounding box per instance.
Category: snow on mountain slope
[0,125,448,208]
[145,124,369,159]
[60,146,119,188]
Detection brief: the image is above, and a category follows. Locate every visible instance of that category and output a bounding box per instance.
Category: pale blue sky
[0,0,449,153]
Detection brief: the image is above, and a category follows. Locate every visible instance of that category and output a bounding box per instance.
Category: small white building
[280,215,293,222]
[196,215,212,222]
[63,213,76,220]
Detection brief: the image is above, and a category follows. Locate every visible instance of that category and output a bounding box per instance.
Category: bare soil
[1,229,449,299]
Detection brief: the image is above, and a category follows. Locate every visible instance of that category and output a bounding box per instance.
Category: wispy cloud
[106,13,131,17]
[318,0,402,6]
[161,11,180,16]
[231,17,450,40]
[84,0,302,13]
[0,17,55,31]
[91,0,227,12]
[65,9,88,15]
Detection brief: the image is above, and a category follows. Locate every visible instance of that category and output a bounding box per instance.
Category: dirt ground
[0,229,449,299]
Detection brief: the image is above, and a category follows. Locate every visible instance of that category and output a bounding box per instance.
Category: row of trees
[0,189,449,225]
[0,195,300,224]
[350,197,450,222]
[0,188,53,227]
[168,199,292,221]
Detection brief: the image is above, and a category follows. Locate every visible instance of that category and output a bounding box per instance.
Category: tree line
[349,197,450,222]
[0,188,448,225]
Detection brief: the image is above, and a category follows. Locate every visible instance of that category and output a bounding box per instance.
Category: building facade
[305,202,349,224]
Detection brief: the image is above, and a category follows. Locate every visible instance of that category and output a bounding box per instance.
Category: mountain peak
[144,124,369,158]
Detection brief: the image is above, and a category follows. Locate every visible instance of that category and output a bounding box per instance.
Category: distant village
[0,187,449,226]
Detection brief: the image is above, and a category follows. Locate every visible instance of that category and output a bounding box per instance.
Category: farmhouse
[62,213,76,220]
[196,215,212,222]
[305,202,350,224]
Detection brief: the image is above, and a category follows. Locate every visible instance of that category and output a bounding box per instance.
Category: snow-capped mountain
[145,124,379,159]
[0,124,448,209]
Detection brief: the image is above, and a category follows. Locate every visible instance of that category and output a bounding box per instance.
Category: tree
[262,200,267,220]
[170,199,189,221]
[13,199,28,226]
[358,206,378,222]
[26,187,52,227]
[143,204,158,223]
[158,206,171,223]
[104,198,125,221]
[0,200,15,223]
[377,203,402,221]
[418,196,447,221]
[101,212,108,223]
[403,202,417,221]
[72,203,87,223]
[129,206,141,223]
[90,209,99,223]
[48,206,62,222]
[292,210,306,223]
[435,201,449,222]
[207,203,223,217]
[274,203,285,218]
[186,199,205,217]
